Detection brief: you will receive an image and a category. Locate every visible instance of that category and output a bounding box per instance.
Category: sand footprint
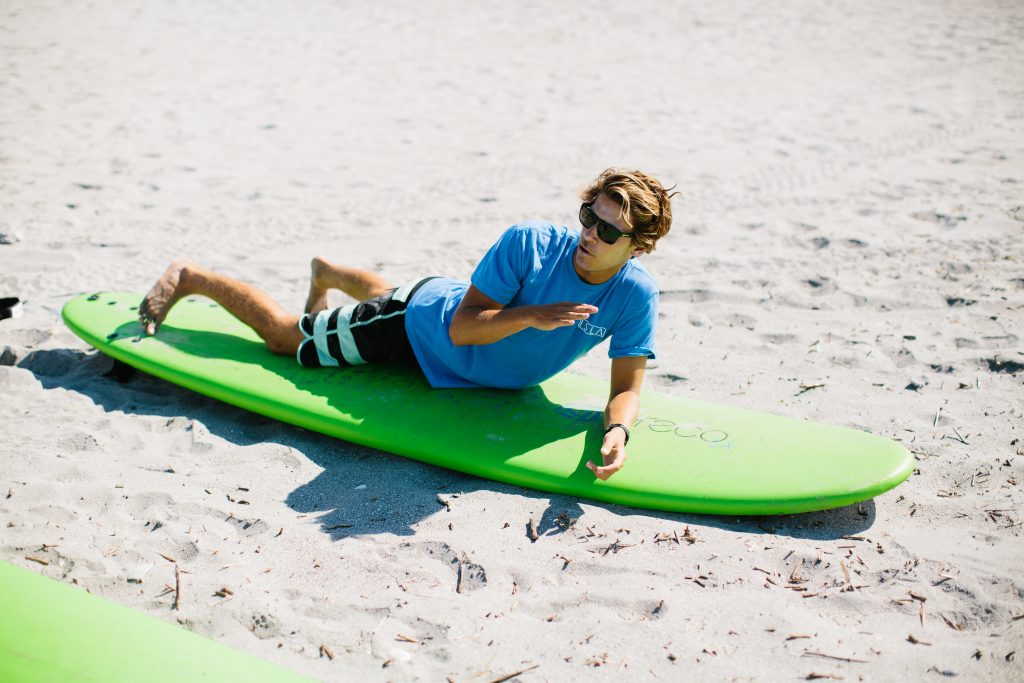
[396,541,487,593]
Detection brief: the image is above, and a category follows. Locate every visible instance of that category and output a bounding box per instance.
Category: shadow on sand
[18,346,877,542]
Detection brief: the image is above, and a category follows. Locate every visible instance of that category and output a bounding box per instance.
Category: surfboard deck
[61,292,913,515]
[0,561,311,683]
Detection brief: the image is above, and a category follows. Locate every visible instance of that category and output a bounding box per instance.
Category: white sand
[2,0,1022,680]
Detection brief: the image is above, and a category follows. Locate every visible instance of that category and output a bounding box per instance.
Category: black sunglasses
[579,203,632,245]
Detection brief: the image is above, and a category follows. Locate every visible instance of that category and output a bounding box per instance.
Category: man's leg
[304,257,395,314]
[139,260,303,356]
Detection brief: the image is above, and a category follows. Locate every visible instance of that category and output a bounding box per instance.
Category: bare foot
[304,257,330,314]
[138,260,192,335]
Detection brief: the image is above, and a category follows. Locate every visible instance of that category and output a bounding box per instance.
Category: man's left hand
[587,429,628,480]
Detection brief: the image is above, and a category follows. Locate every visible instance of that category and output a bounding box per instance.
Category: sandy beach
[2,0,1022,680]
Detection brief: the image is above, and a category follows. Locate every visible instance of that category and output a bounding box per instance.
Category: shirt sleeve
[608,288,658,359]
[470,225,529,305]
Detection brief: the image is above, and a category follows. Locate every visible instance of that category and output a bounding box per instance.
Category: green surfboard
[0,561,311,682]
[62,292,913,515]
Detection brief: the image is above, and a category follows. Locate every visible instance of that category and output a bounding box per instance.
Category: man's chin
[572,249,596,278]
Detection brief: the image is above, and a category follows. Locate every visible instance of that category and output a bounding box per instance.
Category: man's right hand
[527,302,598,331]
[451,285,598,346]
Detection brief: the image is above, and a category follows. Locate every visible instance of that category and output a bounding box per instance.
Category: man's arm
[449,285,598,346]
[587,355,647,480]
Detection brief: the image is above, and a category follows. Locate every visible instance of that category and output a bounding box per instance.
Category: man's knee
[265,316,303,356]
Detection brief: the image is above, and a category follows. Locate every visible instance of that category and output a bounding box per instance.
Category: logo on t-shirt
[576,319,607,337]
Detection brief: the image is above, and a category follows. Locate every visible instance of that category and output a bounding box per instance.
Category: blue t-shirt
[404,222,658,389]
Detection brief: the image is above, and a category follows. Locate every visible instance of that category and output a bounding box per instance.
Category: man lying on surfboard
[138,168,675,480]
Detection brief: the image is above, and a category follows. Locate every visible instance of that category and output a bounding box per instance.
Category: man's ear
[630,245,647,258]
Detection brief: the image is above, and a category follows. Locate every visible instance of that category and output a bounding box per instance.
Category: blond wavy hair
[579,168,677,254]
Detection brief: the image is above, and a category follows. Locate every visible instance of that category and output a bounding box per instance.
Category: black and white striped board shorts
[296,277,436,369]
